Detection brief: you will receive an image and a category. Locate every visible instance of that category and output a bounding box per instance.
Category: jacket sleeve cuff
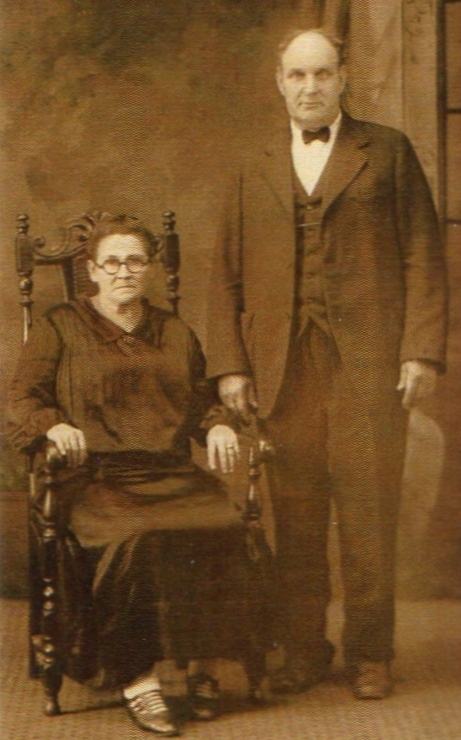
[200,404,242,434]
[10,408,66,453]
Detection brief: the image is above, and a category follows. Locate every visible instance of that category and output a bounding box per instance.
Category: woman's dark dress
[7,298,272,688]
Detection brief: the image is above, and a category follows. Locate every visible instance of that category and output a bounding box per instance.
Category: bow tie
[302,126,330,145]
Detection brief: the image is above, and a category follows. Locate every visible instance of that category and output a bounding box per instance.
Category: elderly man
[206,28,447,698]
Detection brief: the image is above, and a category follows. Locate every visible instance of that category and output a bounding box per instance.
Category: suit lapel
[251,115,370,301]
[251,128,297,313]
[259,115,370,219]
[259,126,294,219]
[322,114,370,215]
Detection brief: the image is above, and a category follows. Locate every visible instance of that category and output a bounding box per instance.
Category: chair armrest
[44,440,66,471]
[244,436,275,524]
[257,437,275,462]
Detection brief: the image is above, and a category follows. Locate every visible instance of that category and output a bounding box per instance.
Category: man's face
[276,32,346,130]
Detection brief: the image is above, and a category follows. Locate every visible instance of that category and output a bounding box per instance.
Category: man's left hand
[397,360,438,410]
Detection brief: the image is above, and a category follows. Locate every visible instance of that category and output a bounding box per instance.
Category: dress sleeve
[6,317,66,453]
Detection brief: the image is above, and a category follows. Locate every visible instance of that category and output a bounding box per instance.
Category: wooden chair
[14,212,273,716]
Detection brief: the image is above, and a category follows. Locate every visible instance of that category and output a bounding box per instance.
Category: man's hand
[397,360,438,410]
[218,374,258,424]
[207,424,241,474]
[46,423,88,468]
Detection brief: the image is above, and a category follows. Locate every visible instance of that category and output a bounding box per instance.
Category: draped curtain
[297,0,438,196]
[301,0,403,127]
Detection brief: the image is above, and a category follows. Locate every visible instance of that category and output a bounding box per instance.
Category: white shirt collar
[290,111,342,146]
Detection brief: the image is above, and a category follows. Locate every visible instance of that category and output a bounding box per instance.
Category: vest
[293,172,332,338]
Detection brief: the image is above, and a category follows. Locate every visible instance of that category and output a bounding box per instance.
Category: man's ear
[338,65,347,95]
[275,68,285,97]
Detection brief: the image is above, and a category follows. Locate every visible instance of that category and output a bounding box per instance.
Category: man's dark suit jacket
[207,113,448,419]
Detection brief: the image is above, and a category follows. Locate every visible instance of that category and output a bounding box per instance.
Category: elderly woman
[7,214,270,736]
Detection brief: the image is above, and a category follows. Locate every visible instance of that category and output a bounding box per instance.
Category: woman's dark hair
[85,213,160,260]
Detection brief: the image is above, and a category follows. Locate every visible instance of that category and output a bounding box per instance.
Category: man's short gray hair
[277,27,346,69]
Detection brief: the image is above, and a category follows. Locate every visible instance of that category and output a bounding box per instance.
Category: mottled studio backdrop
[1,0,460,598]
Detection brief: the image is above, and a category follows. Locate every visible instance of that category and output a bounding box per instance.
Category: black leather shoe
[187,673,220,721]
[125,690,180,735]
[349,662,393,700]
[271,660,331,694]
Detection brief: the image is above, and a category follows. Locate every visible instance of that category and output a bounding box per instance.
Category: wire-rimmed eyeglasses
[95,256,151,275]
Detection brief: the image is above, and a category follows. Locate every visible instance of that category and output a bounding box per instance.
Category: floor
[1,599,460,740]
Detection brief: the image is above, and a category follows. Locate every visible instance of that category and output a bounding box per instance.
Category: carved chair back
[13,211,271,716]
[15,210,180,344]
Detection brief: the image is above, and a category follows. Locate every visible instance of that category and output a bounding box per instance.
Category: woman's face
[87,233,153,306]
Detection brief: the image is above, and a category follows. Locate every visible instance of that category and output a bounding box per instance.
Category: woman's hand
[207,424,240,474]
[46,423,88,468]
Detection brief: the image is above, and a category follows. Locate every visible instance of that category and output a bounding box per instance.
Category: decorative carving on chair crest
[16,211,170,262]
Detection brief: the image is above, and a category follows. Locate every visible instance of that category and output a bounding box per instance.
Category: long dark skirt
[52,464,274,689]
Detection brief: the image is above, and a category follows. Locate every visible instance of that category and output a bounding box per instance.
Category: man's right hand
[218,374,258,424]
[46,423,88,468]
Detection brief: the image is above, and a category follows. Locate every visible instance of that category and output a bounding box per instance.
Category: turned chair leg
[43,658,62,716]
[31,634,63,715]
[34,447,65,716]
[244,652,267,703]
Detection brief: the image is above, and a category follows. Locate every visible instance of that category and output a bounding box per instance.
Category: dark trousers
[265,322,407,666]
